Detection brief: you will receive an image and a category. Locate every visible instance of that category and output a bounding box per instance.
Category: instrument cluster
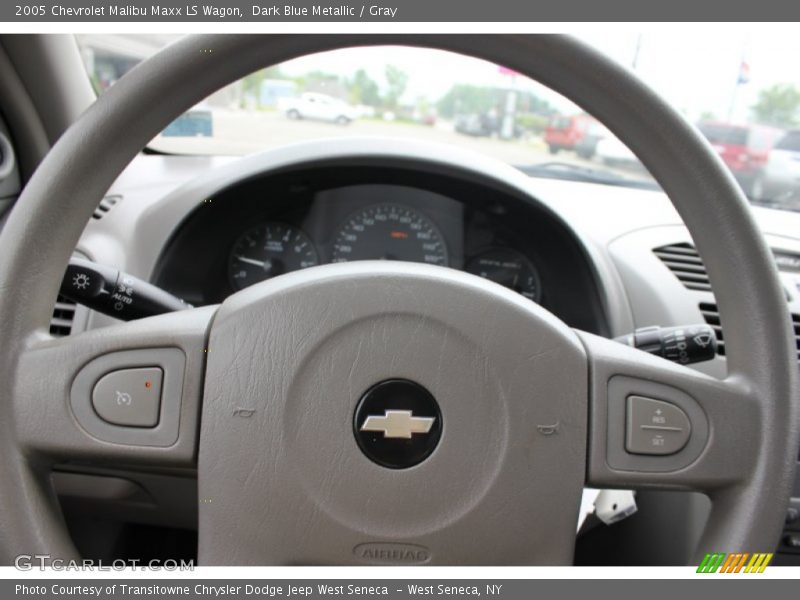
[152,164,609,335]
[226,194,543,303]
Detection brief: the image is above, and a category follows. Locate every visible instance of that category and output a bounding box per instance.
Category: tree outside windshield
[76,33,800,212]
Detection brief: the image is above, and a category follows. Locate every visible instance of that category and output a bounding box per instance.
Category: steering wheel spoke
[580,330,760,493]
[14,306,214,466]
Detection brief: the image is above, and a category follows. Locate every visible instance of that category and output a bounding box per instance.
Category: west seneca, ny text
[15,4,400,18]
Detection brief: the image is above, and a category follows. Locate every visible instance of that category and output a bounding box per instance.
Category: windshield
[776,131,800,152]
[698,123,748,146]
[76,34,800,212]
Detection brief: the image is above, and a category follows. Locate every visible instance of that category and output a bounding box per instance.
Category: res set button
[625,395,691,456]
[91,367,163,427]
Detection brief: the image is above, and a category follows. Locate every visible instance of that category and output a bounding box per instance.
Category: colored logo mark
[696,552,773,573]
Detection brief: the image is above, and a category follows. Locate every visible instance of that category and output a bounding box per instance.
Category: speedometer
[331,204,448,266]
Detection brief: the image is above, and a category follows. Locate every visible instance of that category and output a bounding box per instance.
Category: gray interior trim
[0,38,50,179]
[0,35,95,145]
[4,306,212,561]
[0,131,15,181]
[0,120,21,217]
[53,467,198,531]
[606,376,709,473]
[70,347,186,447]
[200,260,588,565]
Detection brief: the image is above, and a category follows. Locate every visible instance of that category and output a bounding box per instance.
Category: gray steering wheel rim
[0,34,796,563]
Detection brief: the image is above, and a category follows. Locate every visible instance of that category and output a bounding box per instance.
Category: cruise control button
[92,367,163,427]
[625,395,691,455]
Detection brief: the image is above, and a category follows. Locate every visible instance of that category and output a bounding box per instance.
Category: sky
[275,30,800,123]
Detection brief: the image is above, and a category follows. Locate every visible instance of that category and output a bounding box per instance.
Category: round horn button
[354,379,443,469]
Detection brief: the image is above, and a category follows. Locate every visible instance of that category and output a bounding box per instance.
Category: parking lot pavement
[153,110,653,182]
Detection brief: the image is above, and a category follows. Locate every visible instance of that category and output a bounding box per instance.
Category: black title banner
[6,579,800,600]
[4,0,800,22]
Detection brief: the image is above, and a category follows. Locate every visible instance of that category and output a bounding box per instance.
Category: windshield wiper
[517,162,658,191]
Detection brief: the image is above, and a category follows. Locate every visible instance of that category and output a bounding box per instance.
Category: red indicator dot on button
[145,381,152,389]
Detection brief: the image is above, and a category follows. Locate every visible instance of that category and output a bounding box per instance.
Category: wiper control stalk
[614,325,718,365]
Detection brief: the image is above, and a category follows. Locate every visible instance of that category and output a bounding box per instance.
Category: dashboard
[150,164,610,336]
[55,138,800,564]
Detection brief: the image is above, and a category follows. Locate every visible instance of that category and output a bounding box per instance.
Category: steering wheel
[0,35,797,565]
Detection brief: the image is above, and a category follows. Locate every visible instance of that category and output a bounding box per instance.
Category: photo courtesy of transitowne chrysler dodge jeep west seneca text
[0,33,799,567]
[15,584,493,597]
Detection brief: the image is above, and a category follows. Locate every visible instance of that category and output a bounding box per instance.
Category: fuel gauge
[466,248,541,302]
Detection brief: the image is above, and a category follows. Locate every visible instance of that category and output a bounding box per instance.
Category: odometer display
[332,204,448,266]
[228,222,319,290]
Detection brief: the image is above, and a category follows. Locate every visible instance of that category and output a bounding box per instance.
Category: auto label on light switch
[625,395,691,456]
[92,367,163,428]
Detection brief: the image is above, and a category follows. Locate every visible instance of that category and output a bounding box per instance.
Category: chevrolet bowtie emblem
[354,380,442,468]
[360,410,436,439]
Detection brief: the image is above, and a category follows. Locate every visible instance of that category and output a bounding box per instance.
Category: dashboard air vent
[700,301,800,363]
[50,295,77,337]
[653,243,711,292]
[92,194,122,220]
[699,302,725,356]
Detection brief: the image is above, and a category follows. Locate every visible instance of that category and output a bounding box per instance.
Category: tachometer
[466,248,541,302]
[228,222,319,290]
[331,204,448,266]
